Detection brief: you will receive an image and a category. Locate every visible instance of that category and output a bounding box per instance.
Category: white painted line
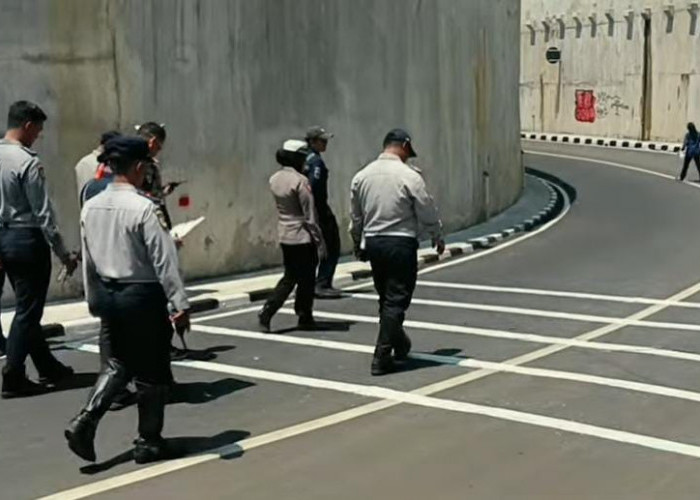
[193,305,261,324]
[70,344,700,463]
[416,281,700,310]
[191,324,700,405]
[286,308,700,364]
[40,183,574,499]
[525,150,700,191]
[349,293,700,333]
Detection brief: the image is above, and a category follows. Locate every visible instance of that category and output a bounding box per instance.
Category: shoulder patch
[154,206,169,230]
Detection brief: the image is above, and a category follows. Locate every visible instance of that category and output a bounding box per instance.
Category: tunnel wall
[0,0,522,301]
[521,0,700,142]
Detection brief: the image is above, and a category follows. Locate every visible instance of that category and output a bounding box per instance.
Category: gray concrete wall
[0,0,522,301]
[521,0,700,142]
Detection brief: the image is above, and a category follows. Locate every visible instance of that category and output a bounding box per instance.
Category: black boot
[133,383,180,464]
[258,304,273,333]
[38,361,75,387]
[1,365,45,399]
[371,346,397,376]
[394,329,412,362]
[65,359,128,462]
[297,313,317,331]
[0,334,6,357]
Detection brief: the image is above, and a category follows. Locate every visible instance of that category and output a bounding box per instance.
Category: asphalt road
[5,142,700,499]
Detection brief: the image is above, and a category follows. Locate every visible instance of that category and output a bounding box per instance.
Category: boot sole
[64,429,97,462]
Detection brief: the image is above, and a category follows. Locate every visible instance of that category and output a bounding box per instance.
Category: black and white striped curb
[44,172,569,339]
[521,131,682,154]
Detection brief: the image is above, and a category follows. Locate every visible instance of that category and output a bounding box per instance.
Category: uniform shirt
[269,167,325,249]
[81,182,189,312]
[142,159,165,201]
[0,139,70,261]
[305,151,332,217]
[74,149,100,197]
[350,152,442,244]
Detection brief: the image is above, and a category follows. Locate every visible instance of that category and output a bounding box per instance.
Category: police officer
[65,136,190,464]
[350,129,445,376]
[137,122,178,229]
[258,139,327,332]
[0,101,79,398]
[74,130,121,198]
[305,126,342,299]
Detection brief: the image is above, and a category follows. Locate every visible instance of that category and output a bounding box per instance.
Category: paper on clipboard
[170,216,206,240]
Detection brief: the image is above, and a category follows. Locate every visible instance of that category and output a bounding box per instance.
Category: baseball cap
[98,136,151,164]
[305,126,334,141]
[383,128,417,158]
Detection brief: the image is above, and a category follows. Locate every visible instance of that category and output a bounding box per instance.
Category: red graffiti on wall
[575,90,597,123]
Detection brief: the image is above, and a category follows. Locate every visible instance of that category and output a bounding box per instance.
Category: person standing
[137,122,179,229]
[305,126,341,299]
[350,129,445,376]
[0,101,79,398]
[65,136,190,464]
[678,122,700,182]
[258,139,326,333]
[74,130,121,197]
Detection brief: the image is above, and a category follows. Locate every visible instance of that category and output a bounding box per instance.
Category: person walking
[350,129,445,376]
[0,101,79,398]
[74,130,121,197]
[305,126,341,299]
[258,139,326,333]
[679,122,700,182]
[65,136,190,464]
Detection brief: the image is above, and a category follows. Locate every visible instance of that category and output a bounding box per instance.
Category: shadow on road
[170,344,236,362]
[169,378,255,405]
[80,429,251,475]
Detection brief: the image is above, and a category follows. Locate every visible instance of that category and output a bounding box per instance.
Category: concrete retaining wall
[521,0,700,142]
[0,0,522,301]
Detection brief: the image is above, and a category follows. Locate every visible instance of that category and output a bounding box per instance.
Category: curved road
[6,142,700,499]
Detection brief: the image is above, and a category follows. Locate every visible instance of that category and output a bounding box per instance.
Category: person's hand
[163,181,184,196]
[63,253,80,277]
[174,238,184,250]
[171,310,191,337]
[354,244,368,262]
[432,237,446,256]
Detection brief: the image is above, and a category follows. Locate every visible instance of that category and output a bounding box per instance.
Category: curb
[521,132,682,154]
[43,172,570,340]
[186,173,567,308]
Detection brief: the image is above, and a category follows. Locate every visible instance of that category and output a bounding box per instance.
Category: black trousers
[680,154,700,181]
[91,281,173,385]
[264,243,317,318]
[365,236,418,356]
[317,213,340,289]
[0,270,5,354]
[0,228,57,375]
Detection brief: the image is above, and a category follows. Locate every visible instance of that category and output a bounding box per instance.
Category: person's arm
[349,176,364,248]
[141,203,190,313]
[406,173,445,252]
[22,158,72,264]
[80,219,100,311]
[306,155,329,213]
[298,178,327,257]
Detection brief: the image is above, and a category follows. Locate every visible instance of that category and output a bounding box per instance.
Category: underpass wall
[0,0,522,301]
[522,0,700,142]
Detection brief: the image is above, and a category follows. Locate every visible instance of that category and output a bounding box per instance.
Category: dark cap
[97,136,151,164]
[383,128,417,158]
[305,126,334,141]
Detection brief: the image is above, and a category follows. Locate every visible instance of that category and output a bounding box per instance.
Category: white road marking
[193,305,261,324]
[71,345,700,460]
[192,324,700,404]
[349,293,700,332]
[416,281,700,310]
[525,150,700,191]
[288,308,700,364]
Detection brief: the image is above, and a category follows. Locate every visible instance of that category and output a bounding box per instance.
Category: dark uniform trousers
[264,243,318,319]
[317,211,340,289]
[85,281,173,440]
[0,228,58,376]
[365,236,418,355]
